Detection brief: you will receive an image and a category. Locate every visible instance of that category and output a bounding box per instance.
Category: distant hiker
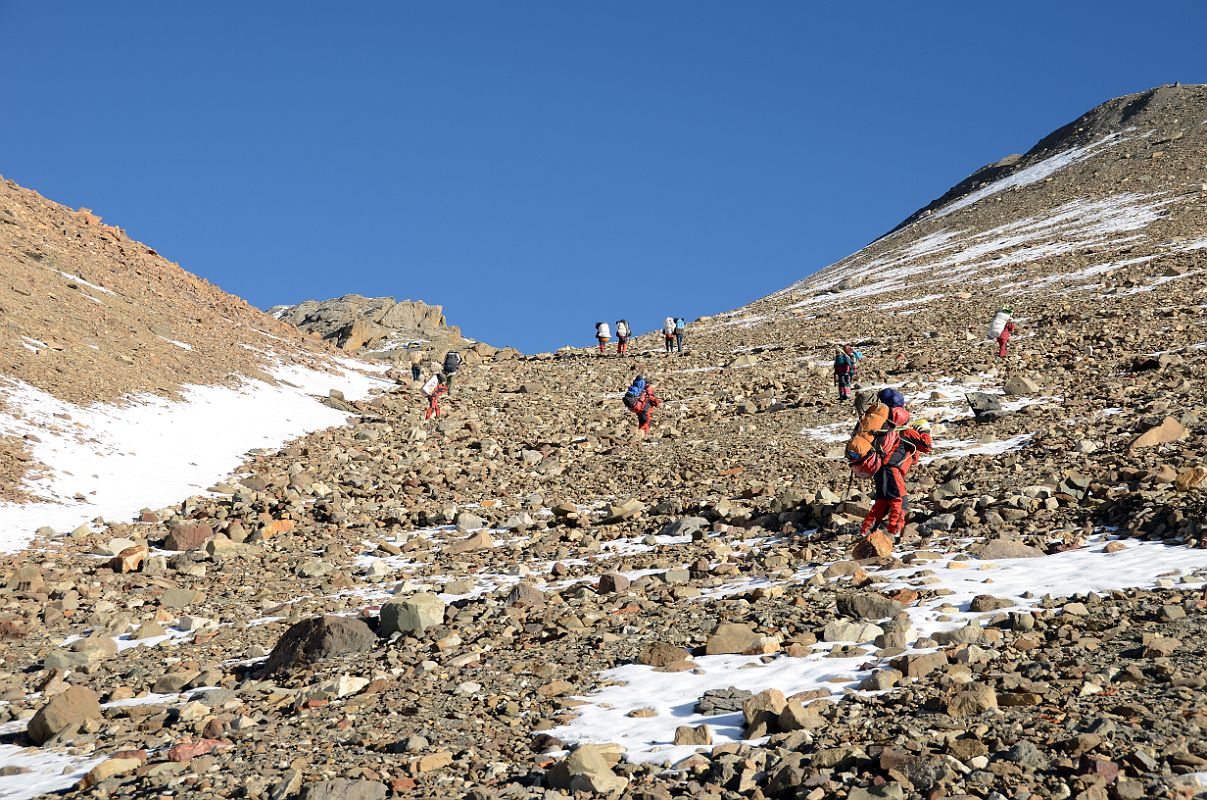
[674,317,686,353]
[595,321,611,354]
[833,345,863,400]
[442,350,463,394]
[409,349,423,381]
[623,375,662,434]
[615,319,631,355]
[998,319,1017,358]
[663,317,676,353]
[423,373,448,420]
[988,307,1015,358]
[860,419,932,540]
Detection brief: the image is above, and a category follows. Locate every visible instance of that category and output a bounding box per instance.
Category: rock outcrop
[270,295,468,355]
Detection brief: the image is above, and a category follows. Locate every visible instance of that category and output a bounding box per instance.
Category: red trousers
[997,330,1010,357]
[598,338,608,353]
[861,498,904,536]
[617,337,627,354]
[425,398,440,420]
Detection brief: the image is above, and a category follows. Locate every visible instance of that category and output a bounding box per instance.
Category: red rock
[1080,755,1120,782]
[167,738,221,762]
[110,544,148,573]
[164,523,213,551]
[260,519,295,538]
[886,588,920,605]
[853,531,894,560]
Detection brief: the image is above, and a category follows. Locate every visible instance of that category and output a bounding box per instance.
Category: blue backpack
[878,388,905,408]
[675,318,685,331]
[623,378,646,409]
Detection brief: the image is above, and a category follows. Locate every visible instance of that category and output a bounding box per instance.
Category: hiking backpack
[421,375,440,397]
[988,310,1012,340]
[623,378,646,409]
[845,403,911,478]
[834,352,852,375]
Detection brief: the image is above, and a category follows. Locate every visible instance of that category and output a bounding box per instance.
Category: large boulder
[545,745,629,794]
[301,779,387,800]
[379,594,446,636]
[966,392,1005,421]
[971,539,1045,559]
[335,318,388,351]
[262,615,376,675]
[1003,375,1040,395]
[28,686,101,745]
[164,522,214,551]
[836,592,904,621]
[705,622,778,655]
[1130,416,1189,451]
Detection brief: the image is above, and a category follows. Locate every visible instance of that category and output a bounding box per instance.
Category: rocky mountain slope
[1,85,1207,800]
[0,179,389,533]
[270,295,471,359]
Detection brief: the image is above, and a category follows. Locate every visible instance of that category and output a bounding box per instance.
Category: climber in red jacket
[860,423,933,538]
[424,374,448,420]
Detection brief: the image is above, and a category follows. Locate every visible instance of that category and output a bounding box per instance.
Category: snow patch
[932,133,1129,219]
[550,537,1207,764]
[0,358,390,552]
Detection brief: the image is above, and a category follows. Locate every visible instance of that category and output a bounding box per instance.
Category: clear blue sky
[2,2,1203,352]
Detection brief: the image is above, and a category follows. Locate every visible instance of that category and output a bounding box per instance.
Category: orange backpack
[846,403,910,478]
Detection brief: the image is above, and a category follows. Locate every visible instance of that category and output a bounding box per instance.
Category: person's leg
[676,333,683,352]
[411,365,420,381]
[638,409,651,432]
[886,499,905,536]
[861,498,889,535]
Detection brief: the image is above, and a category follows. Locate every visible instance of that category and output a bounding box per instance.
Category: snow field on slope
[548,537,1207,765]
[0,358,390,552]
[930,132,1130,219]
[784,192,1175,313]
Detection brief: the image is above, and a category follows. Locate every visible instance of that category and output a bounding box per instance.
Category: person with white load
[662,317,676,353]
[988,307,1016,358]
[615,319,630,356]
[595,321,611,354]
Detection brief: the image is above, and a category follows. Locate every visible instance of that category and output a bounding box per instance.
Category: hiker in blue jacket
[833,345,862,400]
[674,317,686,353]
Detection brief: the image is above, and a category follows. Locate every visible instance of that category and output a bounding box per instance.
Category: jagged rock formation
[270,295,468,356]
[1,85,1206,800]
